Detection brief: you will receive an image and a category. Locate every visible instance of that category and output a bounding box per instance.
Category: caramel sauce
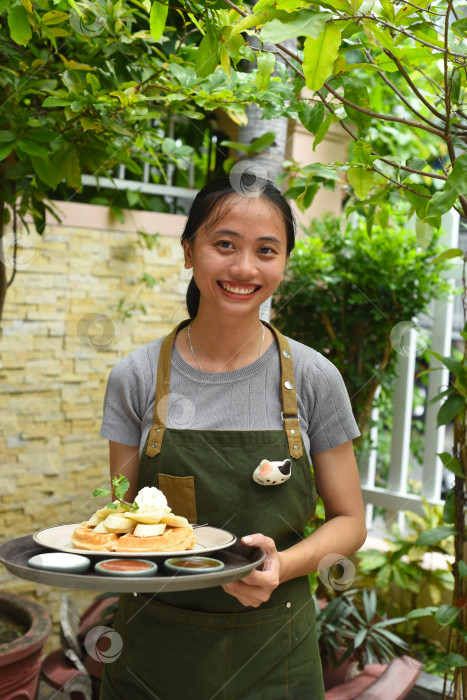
[169,559,220,568]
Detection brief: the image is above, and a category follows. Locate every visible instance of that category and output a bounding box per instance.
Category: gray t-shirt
[100,335,360,461]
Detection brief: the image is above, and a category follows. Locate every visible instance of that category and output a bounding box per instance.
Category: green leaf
[42,96,73,108]
[261,10,328,43]
[93,488,111,498]
[405,184,431,220]
[303,23,341,91]
[297,101,325,135]
[458,561,467,579]
[430,248,463,264]
[195,27,220,78]
[8,4,32,46]
[17,138,49,157]
[437,394,465,427]
[445,153,467,197]
[436,654,467,672]
[0,131,17,143]
[255,51,275,92]
[62,148,81,189]
[416,526,457,546]
[0,142,14,162]
[112,473,130,500]
[415,217,434,249]
[149,0,168,41]
[425,188,459,219]
[443,487,455,524]
[433,605,460,627]
[352,140,376,166]
[451,17,467,39]
[313,113,332,150]
[406,607,437,619]
[249,131,277,153]
[31,156,63,189]
[343,80,371,132]
[347,167,373,200]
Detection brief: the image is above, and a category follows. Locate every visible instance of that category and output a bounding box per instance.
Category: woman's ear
[182,239,193,270]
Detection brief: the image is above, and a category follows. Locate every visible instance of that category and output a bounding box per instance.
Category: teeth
[220,283,257,295]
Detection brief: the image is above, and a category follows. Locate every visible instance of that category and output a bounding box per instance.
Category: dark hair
[181,173,296,318]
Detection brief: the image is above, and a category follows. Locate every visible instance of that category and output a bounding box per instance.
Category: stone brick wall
[0,202,188,652]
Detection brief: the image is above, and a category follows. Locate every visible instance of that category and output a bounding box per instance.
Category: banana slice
[93,521,110,533]
[160,513,189,528]
[102,514,135,533]
[86,514,107,527]
[123,510,165,524]
[133,523,166,537]
[95,502,126,518]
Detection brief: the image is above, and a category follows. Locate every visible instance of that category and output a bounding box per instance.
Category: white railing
[360,210,461,530]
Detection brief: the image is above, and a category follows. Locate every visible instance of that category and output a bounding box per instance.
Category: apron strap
[145,319,303,459]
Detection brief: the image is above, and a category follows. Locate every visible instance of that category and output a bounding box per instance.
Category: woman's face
[183,196,289,318]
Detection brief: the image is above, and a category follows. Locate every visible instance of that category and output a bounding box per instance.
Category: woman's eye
[217,240,233,249]
[258,246,275,255]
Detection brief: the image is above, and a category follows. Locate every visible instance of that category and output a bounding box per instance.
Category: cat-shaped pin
[252,458,292,486]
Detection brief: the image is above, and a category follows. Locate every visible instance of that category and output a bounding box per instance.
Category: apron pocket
[158,473,197,523]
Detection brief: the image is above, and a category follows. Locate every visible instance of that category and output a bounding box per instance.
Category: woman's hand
[221,534,282,608]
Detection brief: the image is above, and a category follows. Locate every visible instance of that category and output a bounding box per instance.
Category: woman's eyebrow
[214,229,282,244]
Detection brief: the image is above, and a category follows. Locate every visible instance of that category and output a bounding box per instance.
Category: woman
[99,174,366,699]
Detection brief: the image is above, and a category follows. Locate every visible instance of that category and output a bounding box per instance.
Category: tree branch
[362,46,441,129]
[323,80,445,138]
[355,14,467,60]
[380,48,446,121]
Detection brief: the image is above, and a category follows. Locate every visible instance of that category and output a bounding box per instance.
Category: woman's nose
[230,252,258,278]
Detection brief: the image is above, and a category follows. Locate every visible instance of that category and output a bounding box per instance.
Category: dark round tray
[0,535,265,593]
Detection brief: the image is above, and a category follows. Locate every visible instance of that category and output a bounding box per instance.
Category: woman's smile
[217,281,262,298]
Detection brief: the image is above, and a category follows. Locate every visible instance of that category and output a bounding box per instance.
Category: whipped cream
[134,486,169,512]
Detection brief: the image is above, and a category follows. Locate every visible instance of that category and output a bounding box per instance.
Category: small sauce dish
[95,559,158,577]
[164,556,224,575]
[28,552,91,574]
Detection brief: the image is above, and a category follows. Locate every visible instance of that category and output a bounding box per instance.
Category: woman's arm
[279,440,367,582]
[222,440,367,606]
[109,441,140,503]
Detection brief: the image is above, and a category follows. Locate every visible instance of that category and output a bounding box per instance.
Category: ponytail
[186,277,200,319]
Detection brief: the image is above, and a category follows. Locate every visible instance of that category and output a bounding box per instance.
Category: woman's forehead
[201,195,287,238]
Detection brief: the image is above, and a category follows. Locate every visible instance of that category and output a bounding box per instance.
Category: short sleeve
[99,343,158,446]
[304,353,360,454]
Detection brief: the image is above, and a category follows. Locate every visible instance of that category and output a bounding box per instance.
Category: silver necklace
[187,322,266,371]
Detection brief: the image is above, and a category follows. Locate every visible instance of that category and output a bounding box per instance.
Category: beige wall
[0,203,188,651]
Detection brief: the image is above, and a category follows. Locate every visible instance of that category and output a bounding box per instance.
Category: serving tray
[0,535,265,593]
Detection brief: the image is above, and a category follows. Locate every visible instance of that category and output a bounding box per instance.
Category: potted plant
[315,587,410,690]
[0,591,51,700]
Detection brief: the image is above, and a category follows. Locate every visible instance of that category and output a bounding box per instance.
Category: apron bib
[100,321,325,700]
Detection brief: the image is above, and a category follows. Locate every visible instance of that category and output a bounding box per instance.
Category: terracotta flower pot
[0,591,52,700]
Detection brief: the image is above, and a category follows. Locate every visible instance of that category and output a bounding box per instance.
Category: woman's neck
[176,310,273,372]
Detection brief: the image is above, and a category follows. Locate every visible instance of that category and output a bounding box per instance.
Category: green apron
[100,321,325,700]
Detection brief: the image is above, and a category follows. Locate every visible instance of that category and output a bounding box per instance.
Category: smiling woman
[98,173,366,700]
